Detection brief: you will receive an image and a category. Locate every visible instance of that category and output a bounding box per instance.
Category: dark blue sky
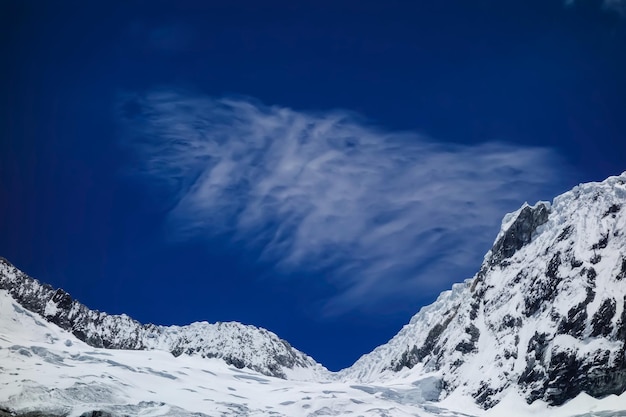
[1,0,625,370]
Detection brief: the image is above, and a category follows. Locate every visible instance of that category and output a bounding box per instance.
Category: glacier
[2,173,626,416]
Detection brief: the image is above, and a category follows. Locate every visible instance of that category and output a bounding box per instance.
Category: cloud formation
[120,91,566,315]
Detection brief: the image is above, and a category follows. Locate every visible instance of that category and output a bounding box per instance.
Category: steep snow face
[0,288,435,417]
[2,288,626,417]
[0,259,327,380]
[342,173,626,408]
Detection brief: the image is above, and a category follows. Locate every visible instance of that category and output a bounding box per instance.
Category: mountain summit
[343,172,626,408]
[0,258,327,381]
[1,173,625,416]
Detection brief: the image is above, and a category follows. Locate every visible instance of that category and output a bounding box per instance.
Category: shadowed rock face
[0,257,151,350]
[488,203,550,266]
[0,258,319,379]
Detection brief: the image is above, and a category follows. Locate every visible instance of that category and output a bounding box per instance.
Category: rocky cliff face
[0,258,325,380]
[342,173,626,408]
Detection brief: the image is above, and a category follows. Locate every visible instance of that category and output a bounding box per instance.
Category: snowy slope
[0,259,327,381]
[1,287,625,417]
[2,173,626,416]
[343,173,626,408]
[0,287,429,417]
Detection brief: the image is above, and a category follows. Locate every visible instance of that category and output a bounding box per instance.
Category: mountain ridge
[1,172,626,414]
[342,172,626,408]
[0,257,327,381]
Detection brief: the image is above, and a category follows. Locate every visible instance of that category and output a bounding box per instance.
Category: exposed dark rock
[603,204,621,217]
[519,332,551,403]
[225,356,246,370]
[521,309,626,407]
[170,347,184,357]
[546,252,561,280]
[617,258,626,281]
[416,313,456,363]
[557,225,573,242]
[469,300,480,320]
[503,349,517,360]
[523,254,561,317]
[570,258,583,268]
[467,324,481,340]
[591,299,616,337]
[473,382,503,409]
[391,310,458,372]
[528,332,550,363]
[513,270,526,284]
[451,358,464,369]
[489,204,550,266]
[80,412,113,417]
[544,347,626,406]
[544,350,582,405]
[391,345,419,372]
[591,233,609,250]
[617,296,626,341]
[500,314,522,330]
[558,305,588,337]
[579,349,626,400]
[590,254,602,264]
[587,267,597,282]
[557,286,595,338]
[519,361,547,404]
[455,324,480,354]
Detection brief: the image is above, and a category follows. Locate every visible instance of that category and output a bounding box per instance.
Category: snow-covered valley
[2,173,626,416]
[1,287,624,417]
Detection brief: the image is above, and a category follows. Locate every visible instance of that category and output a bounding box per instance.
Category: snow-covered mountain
[1,173,626,417]
[342,173,626,408]
[1,280,624,417]
[0,285,456,417]
[0,258,327,381]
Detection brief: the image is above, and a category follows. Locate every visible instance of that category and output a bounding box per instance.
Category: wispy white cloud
[120,90,567,315]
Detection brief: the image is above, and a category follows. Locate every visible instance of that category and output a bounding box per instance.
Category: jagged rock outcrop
[0,258,324,379]
[342,173,626,408]
[488,202,551,266]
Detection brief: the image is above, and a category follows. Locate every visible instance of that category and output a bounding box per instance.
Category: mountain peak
[343,173,626,408]
[487,201,551,267]
[0,259,327,380]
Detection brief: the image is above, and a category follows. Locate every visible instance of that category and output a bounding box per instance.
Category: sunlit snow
[2,173,626,416]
